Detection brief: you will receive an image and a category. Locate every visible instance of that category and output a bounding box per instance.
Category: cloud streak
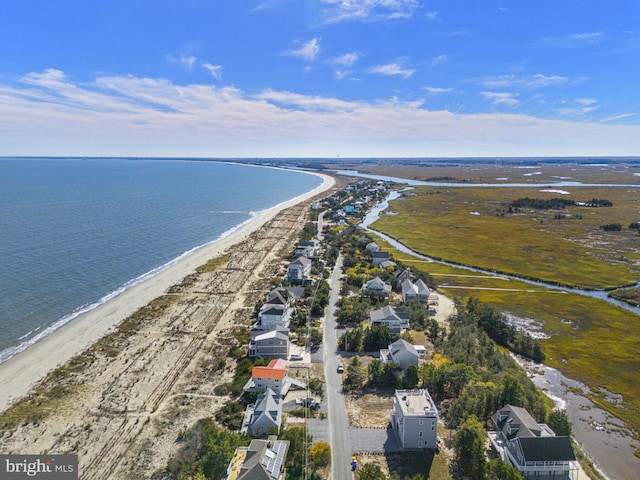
[1,69,639,157]
[286,38,320,61]
[323,0,419,22]
[369,63,414,78]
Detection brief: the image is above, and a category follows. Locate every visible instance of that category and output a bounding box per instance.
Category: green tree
[340,327,363,352]
[502,374,526,407]
[402,365,419,389]
[453,415,487,480]
[308,377,324,398]
[344,357,365,390]
[487,458,524,480]
[363,325,392,351]
[547,409,572,436]
[356,463,386,480]
[279,425,312,479]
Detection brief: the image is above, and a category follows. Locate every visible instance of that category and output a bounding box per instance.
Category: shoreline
[0,171,335,411]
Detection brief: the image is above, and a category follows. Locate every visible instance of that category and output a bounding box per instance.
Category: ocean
[0,158,322,363]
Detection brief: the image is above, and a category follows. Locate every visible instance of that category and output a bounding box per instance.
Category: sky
[1,0,639,158]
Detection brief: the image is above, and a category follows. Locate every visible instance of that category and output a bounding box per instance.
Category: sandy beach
[0,171,335,411]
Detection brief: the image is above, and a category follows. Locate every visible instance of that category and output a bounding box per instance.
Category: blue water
[0,158,322,363]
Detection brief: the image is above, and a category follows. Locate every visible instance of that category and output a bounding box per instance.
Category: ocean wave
[0,210,260,366]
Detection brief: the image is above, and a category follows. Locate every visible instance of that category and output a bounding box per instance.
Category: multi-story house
[390,389,439,449]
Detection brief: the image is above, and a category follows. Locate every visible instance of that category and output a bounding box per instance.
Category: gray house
[491,405,578,479]
[401,278,431,303]
[380,339,421,369]
[362,276,392,297]
[390,389,439,449]
[245,388,282,438]
[370,305,410,335]
[225,435,289,480]
[286,256,312,283]
[249,329,290,359]
[371,251,391,266]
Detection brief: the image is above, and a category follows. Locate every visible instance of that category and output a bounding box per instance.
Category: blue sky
[1,0,639,157]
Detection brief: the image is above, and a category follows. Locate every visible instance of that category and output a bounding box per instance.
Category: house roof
[265,289,288,305]
[253,388,281,422]
[268,358,287,370]
[414,279,430,294]
[254,330,289,342]
[290,256,311,267]
[493,405,544,439]
[371,305,409,323]
[517,436,576,462]
[390,339,418,358]
[235,436,290,480]
[252,366,286,381]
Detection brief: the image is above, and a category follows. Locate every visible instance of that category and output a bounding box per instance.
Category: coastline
[0,171,335,411]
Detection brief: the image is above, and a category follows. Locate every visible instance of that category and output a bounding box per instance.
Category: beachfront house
[286,256,312,284]
[255,289,292,331]
[249,329,290,359]
[380,339,421,370]
[390,389,439,449]
[243,388,283,438]
[490,405,578,479]
[362,276,392,297]
[225,436,290,480]
[243,358,305,396]
[294,239,321,259]
[370,305,410,335]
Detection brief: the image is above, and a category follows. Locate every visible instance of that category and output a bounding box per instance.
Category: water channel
[355,181,640,480]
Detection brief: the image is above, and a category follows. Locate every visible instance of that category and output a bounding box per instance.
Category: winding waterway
[356,184,640,480]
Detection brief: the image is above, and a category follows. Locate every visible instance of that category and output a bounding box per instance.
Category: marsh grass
[370,235,640,440]
[374,186,639,289]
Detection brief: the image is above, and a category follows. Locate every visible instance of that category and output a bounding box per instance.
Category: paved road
[323,254,354,480]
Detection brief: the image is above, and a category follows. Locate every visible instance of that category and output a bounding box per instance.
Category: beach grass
[0,295,180,431]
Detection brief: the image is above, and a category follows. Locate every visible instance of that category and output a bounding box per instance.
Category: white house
[286,256,312,283]
[380,339,421,370]
[390,389,439,449]
[490,405,578,479]
[370,305,410,335]
[243,358,305,396]
[294,239,321,258]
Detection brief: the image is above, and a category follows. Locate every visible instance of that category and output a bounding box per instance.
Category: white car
[290,354,303,361]
[337,363,344,373]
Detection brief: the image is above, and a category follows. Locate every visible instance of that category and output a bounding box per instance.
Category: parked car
[290,354,303,361]
[337,363,344,373]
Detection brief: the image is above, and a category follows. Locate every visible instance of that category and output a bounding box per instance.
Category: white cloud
[370,63,414,78]
[540,32,605,48]
[2,69,639,157]
[202,63,223,81]
[167,54,197,70]
[323,0,419,22]
[423,86,454,94]
[477,74,569,89]
[481,92,519,106]
[286,38,320,61]
[600,113,635,123]
[430,55,448,67]
[332,52,360,66]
